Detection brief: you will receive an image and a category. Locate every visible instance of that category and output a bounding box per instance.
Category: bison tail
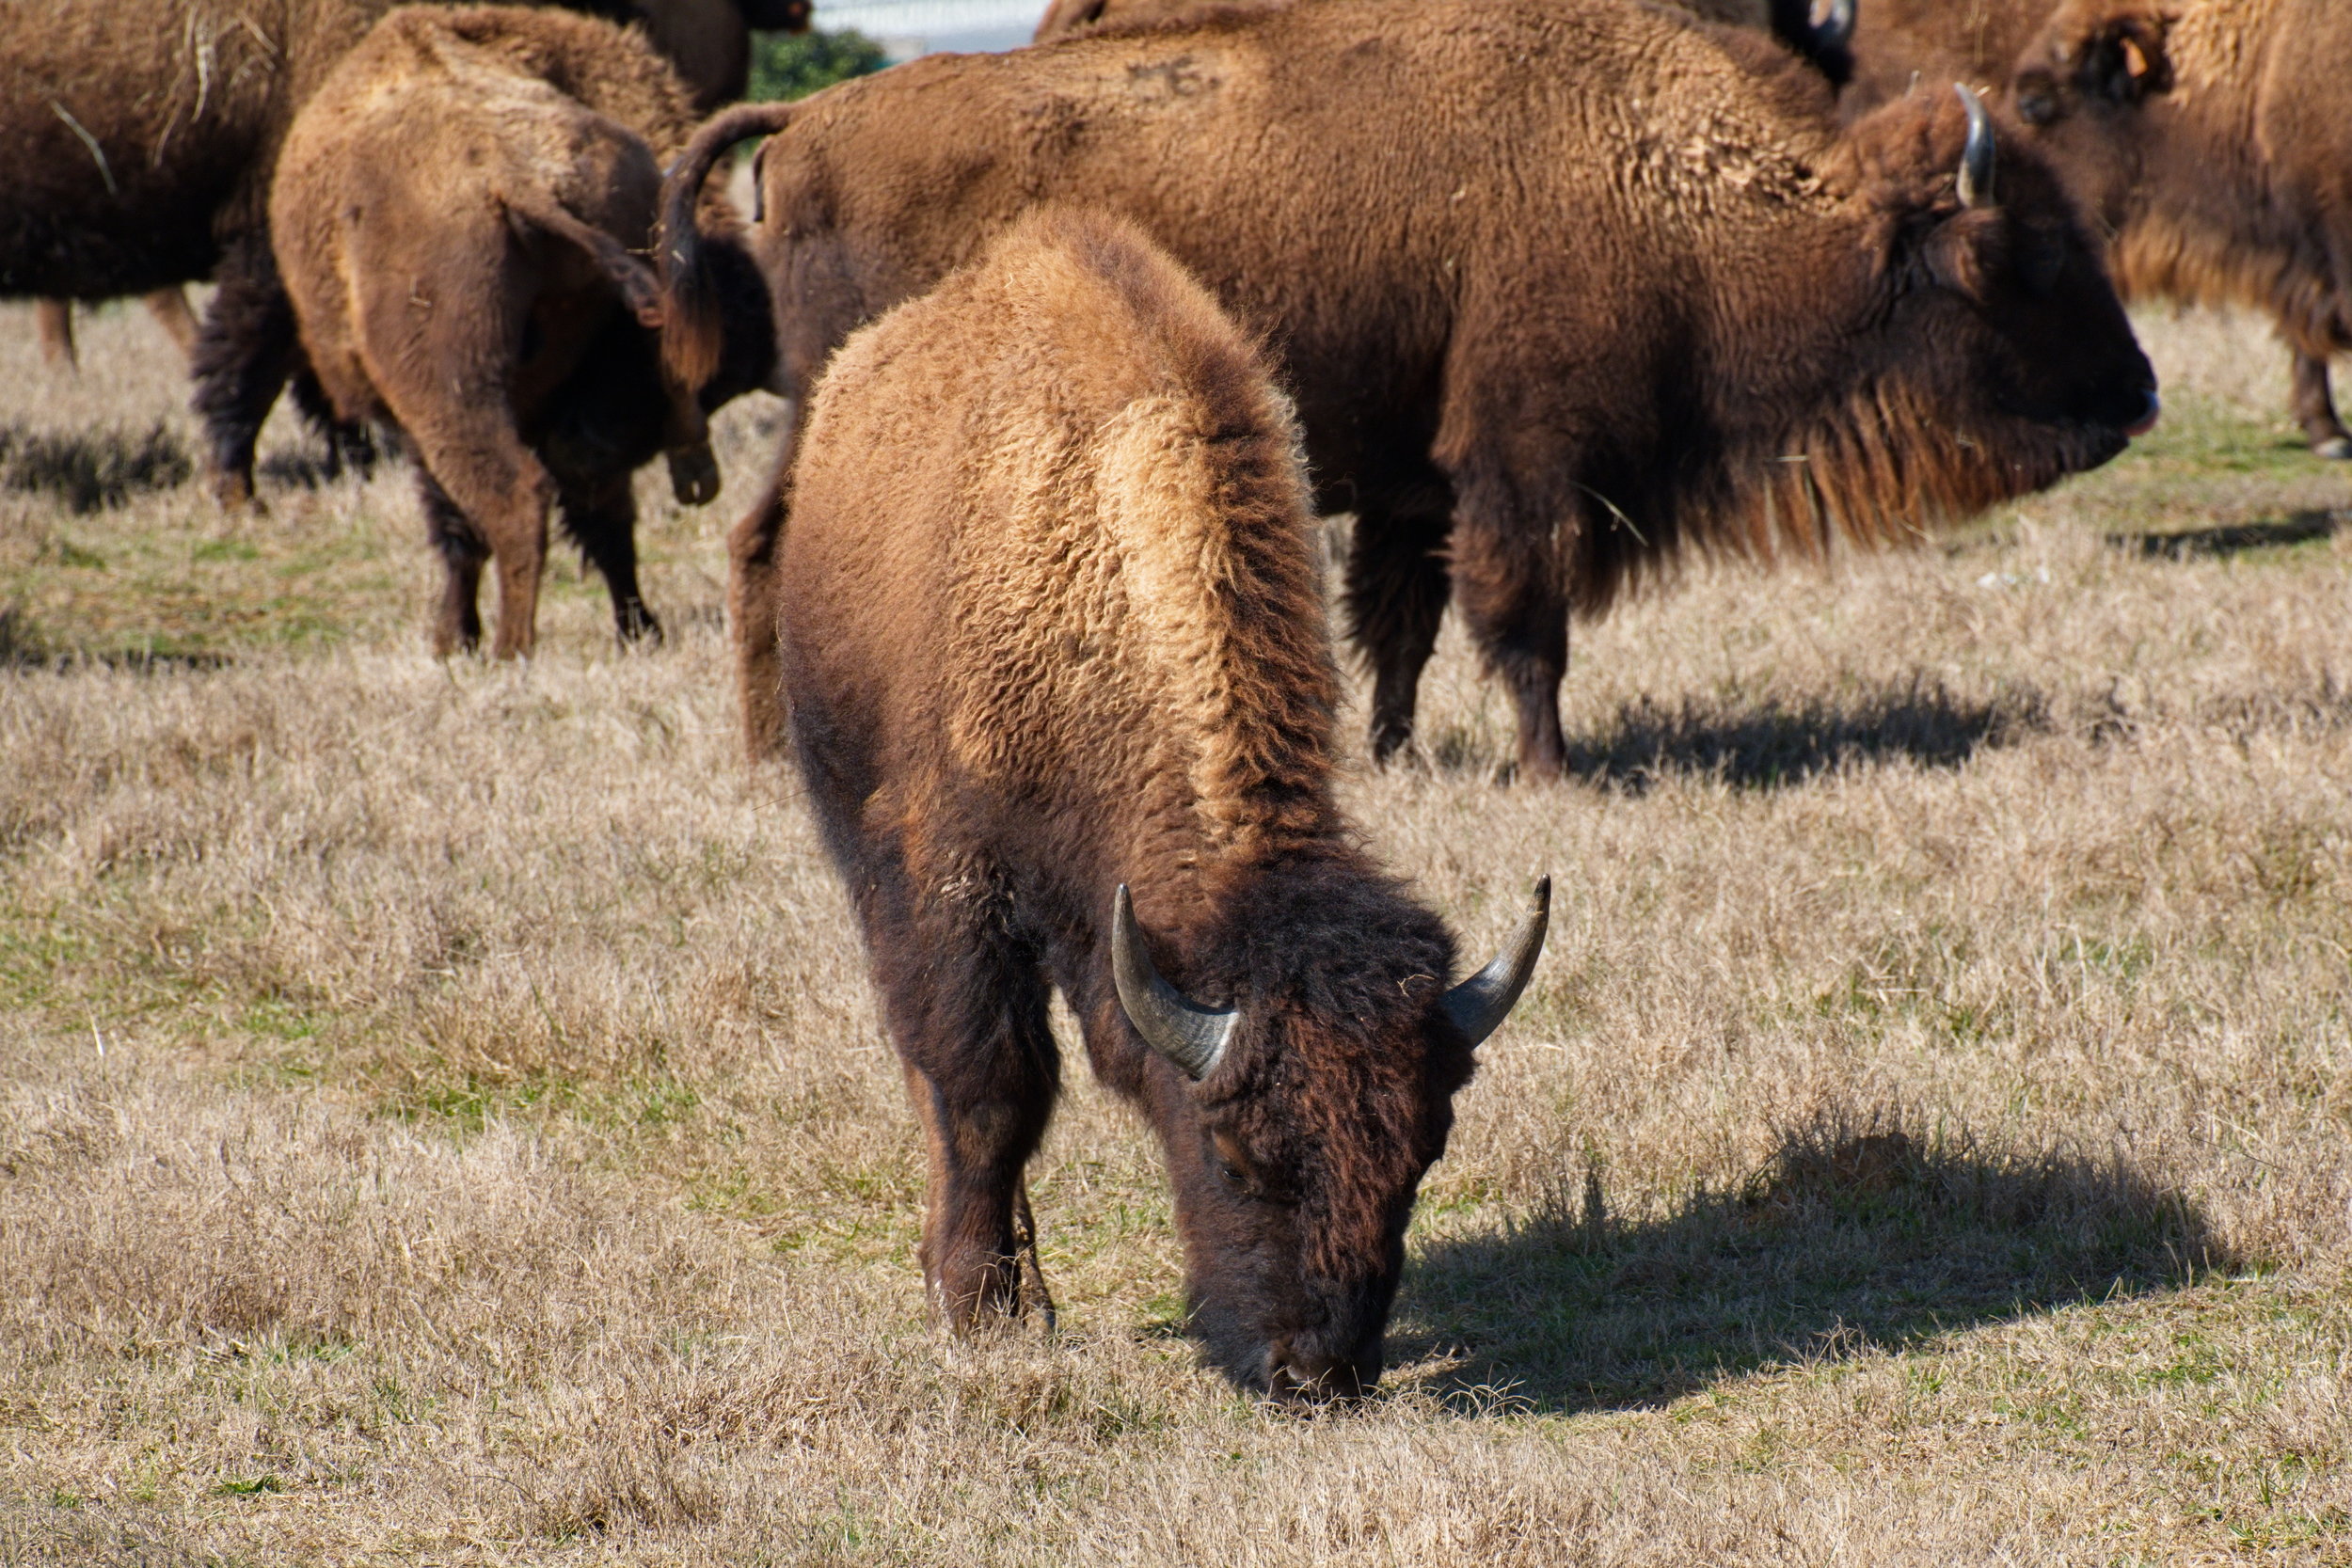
[503,189,668,330]
[660,102,794,396]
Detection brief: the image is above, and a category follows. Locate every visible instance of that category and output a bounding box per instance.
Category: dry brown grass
[0,296,2347,1564]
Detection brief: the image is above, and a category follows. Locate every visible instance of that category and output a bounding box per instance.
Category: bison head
[2008,2,2172,233]
[1830,83,2158,488]
[1109,874,1548,1403]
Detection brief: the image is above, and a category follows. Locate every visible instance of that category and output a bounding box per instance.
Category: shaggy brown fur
[787,206,1535,1397]
[1034,0,1853,81]
[1842,0,2352,457]
[274,6,771,657]
[0,0,793,508]
[662,0,2153,776]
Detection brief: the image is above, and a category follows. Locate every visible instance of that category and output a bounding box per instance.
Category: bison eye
[1217,1159,1248,1189]
[2015,71,2062,127]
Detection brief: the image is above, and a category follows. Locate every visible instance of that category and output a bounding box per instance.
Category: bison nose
[1265,1342,1367,1404]
[2124,388,2161,438]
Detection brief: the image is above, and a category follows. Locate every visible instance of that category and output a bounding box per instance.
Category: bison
[2003,1,2352,461]
[784,203,1546,1398]
[1840,0,2352,459]
[0,0,805,508]
[272,6,773,657]
[661,0,2155,777]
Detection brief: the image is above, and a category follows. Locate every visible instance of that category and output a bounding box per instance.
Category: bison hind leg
[558,471,660,646]
[1343,502,1454,768]
[417,468,489,657]
[288,367,379,483]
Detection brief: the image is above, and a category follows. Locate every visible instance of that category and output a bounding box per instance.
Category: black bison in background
[783,206,1547,1400]
[271,7,774,657]
[662,0,2157,782]
[0,0,806,506]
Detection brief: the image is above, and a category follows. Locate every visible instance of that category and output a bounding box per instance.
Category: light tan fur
[791,207,1340,868]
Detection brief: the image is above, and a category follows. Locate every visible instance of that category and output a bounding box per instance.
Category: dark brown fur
[1842,0,2352,456]
[661,0,2153,777]
[787,206,1509,1396]
[273,7,772,657]
[0,0,793,503]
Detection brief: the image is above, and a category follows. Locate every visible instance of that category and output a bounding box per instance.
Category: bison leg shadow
[2107,509,2341,561]
[1391,1111,2236,1415]
[1552,674,2044,793]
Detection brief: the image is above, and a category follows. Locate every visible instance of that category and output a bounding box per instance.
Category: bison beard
[662,0,2155,780]
[782,209,1543,1399]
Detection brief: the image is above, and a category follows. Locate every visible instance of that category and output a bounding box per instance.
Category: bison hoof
[208,467,260,514]
[667,444,722,506]
[2313,436,2352,461]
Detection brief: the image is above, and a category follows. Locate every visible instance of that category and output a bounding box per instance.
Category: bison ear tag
[2122,38,2149,80]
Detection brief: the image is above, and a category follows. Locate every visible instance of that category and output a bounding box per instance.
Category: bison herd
[2,0,2334,1401]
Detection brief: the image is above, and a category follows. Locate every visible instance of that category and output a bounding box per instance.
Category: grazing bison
[662,0,2155,776]
[1841,0,2352,459]
[273,6,773,656]
[786,205,1546,1397]
[0,0,805,509]
[2006,1,2352,460]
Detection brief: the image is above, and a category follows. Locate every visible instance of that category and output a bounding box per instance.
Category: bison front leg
[405,425,556,659]
[1343,504,1454,768]
[192,233,300,510]
[875,912,1061,1331]
[2290,352,2352,459]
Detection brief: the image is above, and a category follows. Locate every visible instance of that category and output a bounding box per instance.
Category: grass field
[0,294,2346,1565]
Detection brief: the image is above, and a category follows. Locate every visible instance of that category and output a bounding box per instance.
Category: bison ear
[2073,16,2170,106]
[1924,210,2006,303]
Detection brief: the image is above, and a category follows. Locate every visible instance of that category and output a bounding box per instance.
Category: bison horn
[1441,877,1551,1045]
[1954,83,1995,209]
[1112,885,1239,1082]
[1813,0,1854,52]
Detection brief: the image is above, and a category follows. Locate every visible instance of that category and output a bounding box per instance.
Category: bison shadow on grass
[2107,509,2342,561]
[1418,673,2047,789]
[1391,1111,2235,1414]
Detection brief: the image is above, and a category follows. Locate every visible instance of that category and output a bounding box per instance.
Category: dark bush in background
[750,28,889,101]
